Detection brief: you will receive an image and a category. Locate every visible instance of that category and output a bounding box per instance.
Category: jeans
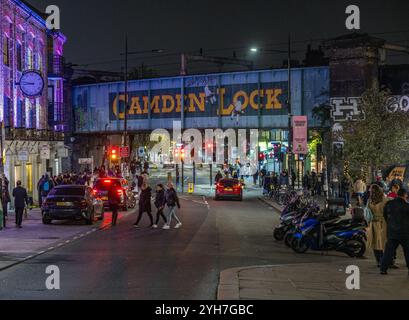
[15,207,24,227]
[110,204,119,226]
[381,239,409,272]
[374,250,384,265]
[135,209,153,226]
[166,206,181,226]
[155,208,167,225]
[343,192,351,207]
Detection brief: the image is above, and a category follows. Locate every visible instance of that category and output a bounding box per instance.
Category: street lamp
[120,37,165,160]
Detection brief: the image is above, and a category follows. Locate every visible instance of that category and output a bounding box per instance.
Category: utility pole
[123,35,129,150]
[287,33,293,176]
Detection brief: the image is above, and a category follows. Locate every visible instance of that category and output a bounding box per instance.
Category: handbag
[364,205,374,223]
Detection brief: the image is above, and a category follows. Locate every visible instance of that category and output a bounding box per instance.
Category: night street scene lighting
[0,0,409,317]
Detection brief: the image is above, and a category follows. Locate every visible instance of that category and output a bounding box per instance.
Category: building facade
[0,0,69,204]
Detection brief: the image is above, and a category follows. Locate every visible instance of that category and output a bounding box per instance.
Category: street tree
[339,88,409,179]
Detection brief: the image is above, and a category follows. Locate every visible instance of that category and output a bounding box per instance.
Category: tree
[339,88,409,179]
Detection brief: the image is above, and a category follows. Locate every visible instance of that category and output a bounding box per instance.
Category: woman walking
[153,184,167,229]
[163,182,182,230]
[134,183,154,228]
[367,184,390,267]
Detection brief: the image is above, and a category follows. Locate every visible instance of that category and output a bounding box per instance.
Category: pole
[181,160,185,193]
[210,163,213,187]
[123,35,128,150]
[287,33,293,175]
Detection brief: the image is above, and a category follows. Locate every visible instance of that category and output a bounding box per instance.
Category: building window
[16,42,23,71]
[27,48,34,69]
[3,36,10,66]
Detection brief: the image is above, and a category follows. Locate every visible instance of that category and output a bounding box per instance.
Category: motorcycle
[290,211,367,258]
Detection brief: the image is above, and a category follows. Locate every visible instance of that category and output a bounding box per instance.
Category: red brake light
[104,180,112,184]
[117,189,123,195]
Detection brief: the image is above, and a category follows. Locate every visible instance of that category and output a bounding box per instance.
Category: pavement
[218,195,409,300]
[0,208,130,272]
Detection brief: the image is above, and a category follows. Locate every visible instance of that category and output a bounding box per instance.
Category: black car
[92,178,128,211]
[42,185,104,225]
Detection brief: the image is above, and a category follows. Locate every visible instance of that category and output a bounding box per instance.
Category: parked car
[42,185,104,225]
[215,178,244,201]
[92,178,128,211]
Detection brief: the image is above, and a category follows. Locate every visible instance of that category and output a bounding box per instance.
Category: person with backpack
[163,182,182,230]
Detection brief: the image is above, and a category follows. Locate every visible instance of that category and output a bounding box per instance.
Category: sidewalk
[0,209,105,271]
[218,259,409,300]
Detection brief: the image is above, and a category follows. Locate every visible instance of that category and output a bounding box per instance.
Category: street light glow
[250,47,258,53]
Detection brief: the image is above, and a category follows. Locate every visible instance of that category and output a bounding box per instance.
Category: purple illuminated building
[0,0,69,204]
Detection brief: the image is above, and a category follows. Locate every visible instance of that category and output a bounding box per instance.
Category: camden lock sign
[109,82,288,120]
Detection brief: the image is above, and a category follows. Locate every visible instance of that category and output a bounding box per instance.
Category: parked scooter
[290,208,367,258]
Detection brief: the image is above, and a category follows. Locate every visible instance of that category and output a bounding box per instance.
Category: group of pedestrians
[132,182,182,230]
[107,176,183,230]
[364,179,409,276]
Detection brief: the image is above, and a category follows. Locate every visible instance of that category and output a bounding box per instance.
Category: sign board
[120,146,130,158]
[292,116,308,155]
[188,183,195,194]
[57,148,69,158]
[18,150,29,162]
[138,147,145,157]
[40,145,51,160]
[78,158,93,165]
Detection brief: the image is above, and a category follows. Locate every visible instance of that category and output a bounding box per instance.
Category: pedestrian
[1,174,10,227]
[331,174,340,198]
[354,177,367,206]
[153,184,167,229]
[341,174,353,207]
[12,181,29,229]
[279,171,290,188]
[303,171,311,191]
[134,183,154,228]
[291,170,297,190]
[389,174,403,191]
[163,182,182,230]
[367,184,390,268]
[263,173,272,195]
[215,171,223,183]
[37,175,45,206]
[39,174,54,205]
[380,188,409,275]
[387,184,400,199]
[108,183,121,226]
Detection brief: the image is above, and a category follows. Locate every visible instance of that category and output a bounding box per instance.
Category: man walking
[108,183,121,226]
[134,183,154,228]
[12,181,29,229]
[380,188,409,275]
[163,182,182,230]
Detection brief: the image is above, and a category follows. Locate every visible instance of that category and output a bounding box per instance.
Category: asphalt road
[0,193,353,300]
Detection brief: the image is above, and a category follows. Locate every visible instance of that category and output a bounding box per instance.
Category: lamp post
[121,40,165,157]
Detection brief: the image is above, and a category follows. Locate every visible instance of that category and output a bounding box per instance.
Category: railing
[48,55,65,78]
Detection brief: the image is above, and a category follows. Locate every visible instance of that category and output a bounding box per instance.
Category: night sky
[28,0,409,76]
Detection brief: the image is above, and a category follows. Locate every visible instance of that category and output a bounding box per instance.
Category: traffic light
[108,146,120,162]
[259,153,265,161]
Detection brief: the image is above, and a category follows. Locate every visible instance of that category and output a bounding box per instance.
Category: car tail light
[92,189,98,195]
[117,189,124,195]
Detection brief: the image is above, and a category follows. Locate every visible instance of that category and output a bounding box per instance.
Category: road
[0,192,357,300]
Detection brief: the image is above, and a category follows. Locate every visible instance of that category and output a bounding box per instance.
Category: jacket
[367,197,390,250]
[12,186,28,208]
[154,189,165,209]
[165,188,181,208]
[383,197,409,240]
[139,187,152,212]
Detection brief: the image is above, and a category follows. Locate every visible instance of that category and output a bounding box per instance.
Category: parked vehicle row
[273,196,368,258]
[41,178,138,225]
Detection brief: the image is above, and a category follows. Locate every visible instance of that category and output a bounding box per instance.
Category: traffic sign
[120,146,130,158]
[78,158,93,165]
